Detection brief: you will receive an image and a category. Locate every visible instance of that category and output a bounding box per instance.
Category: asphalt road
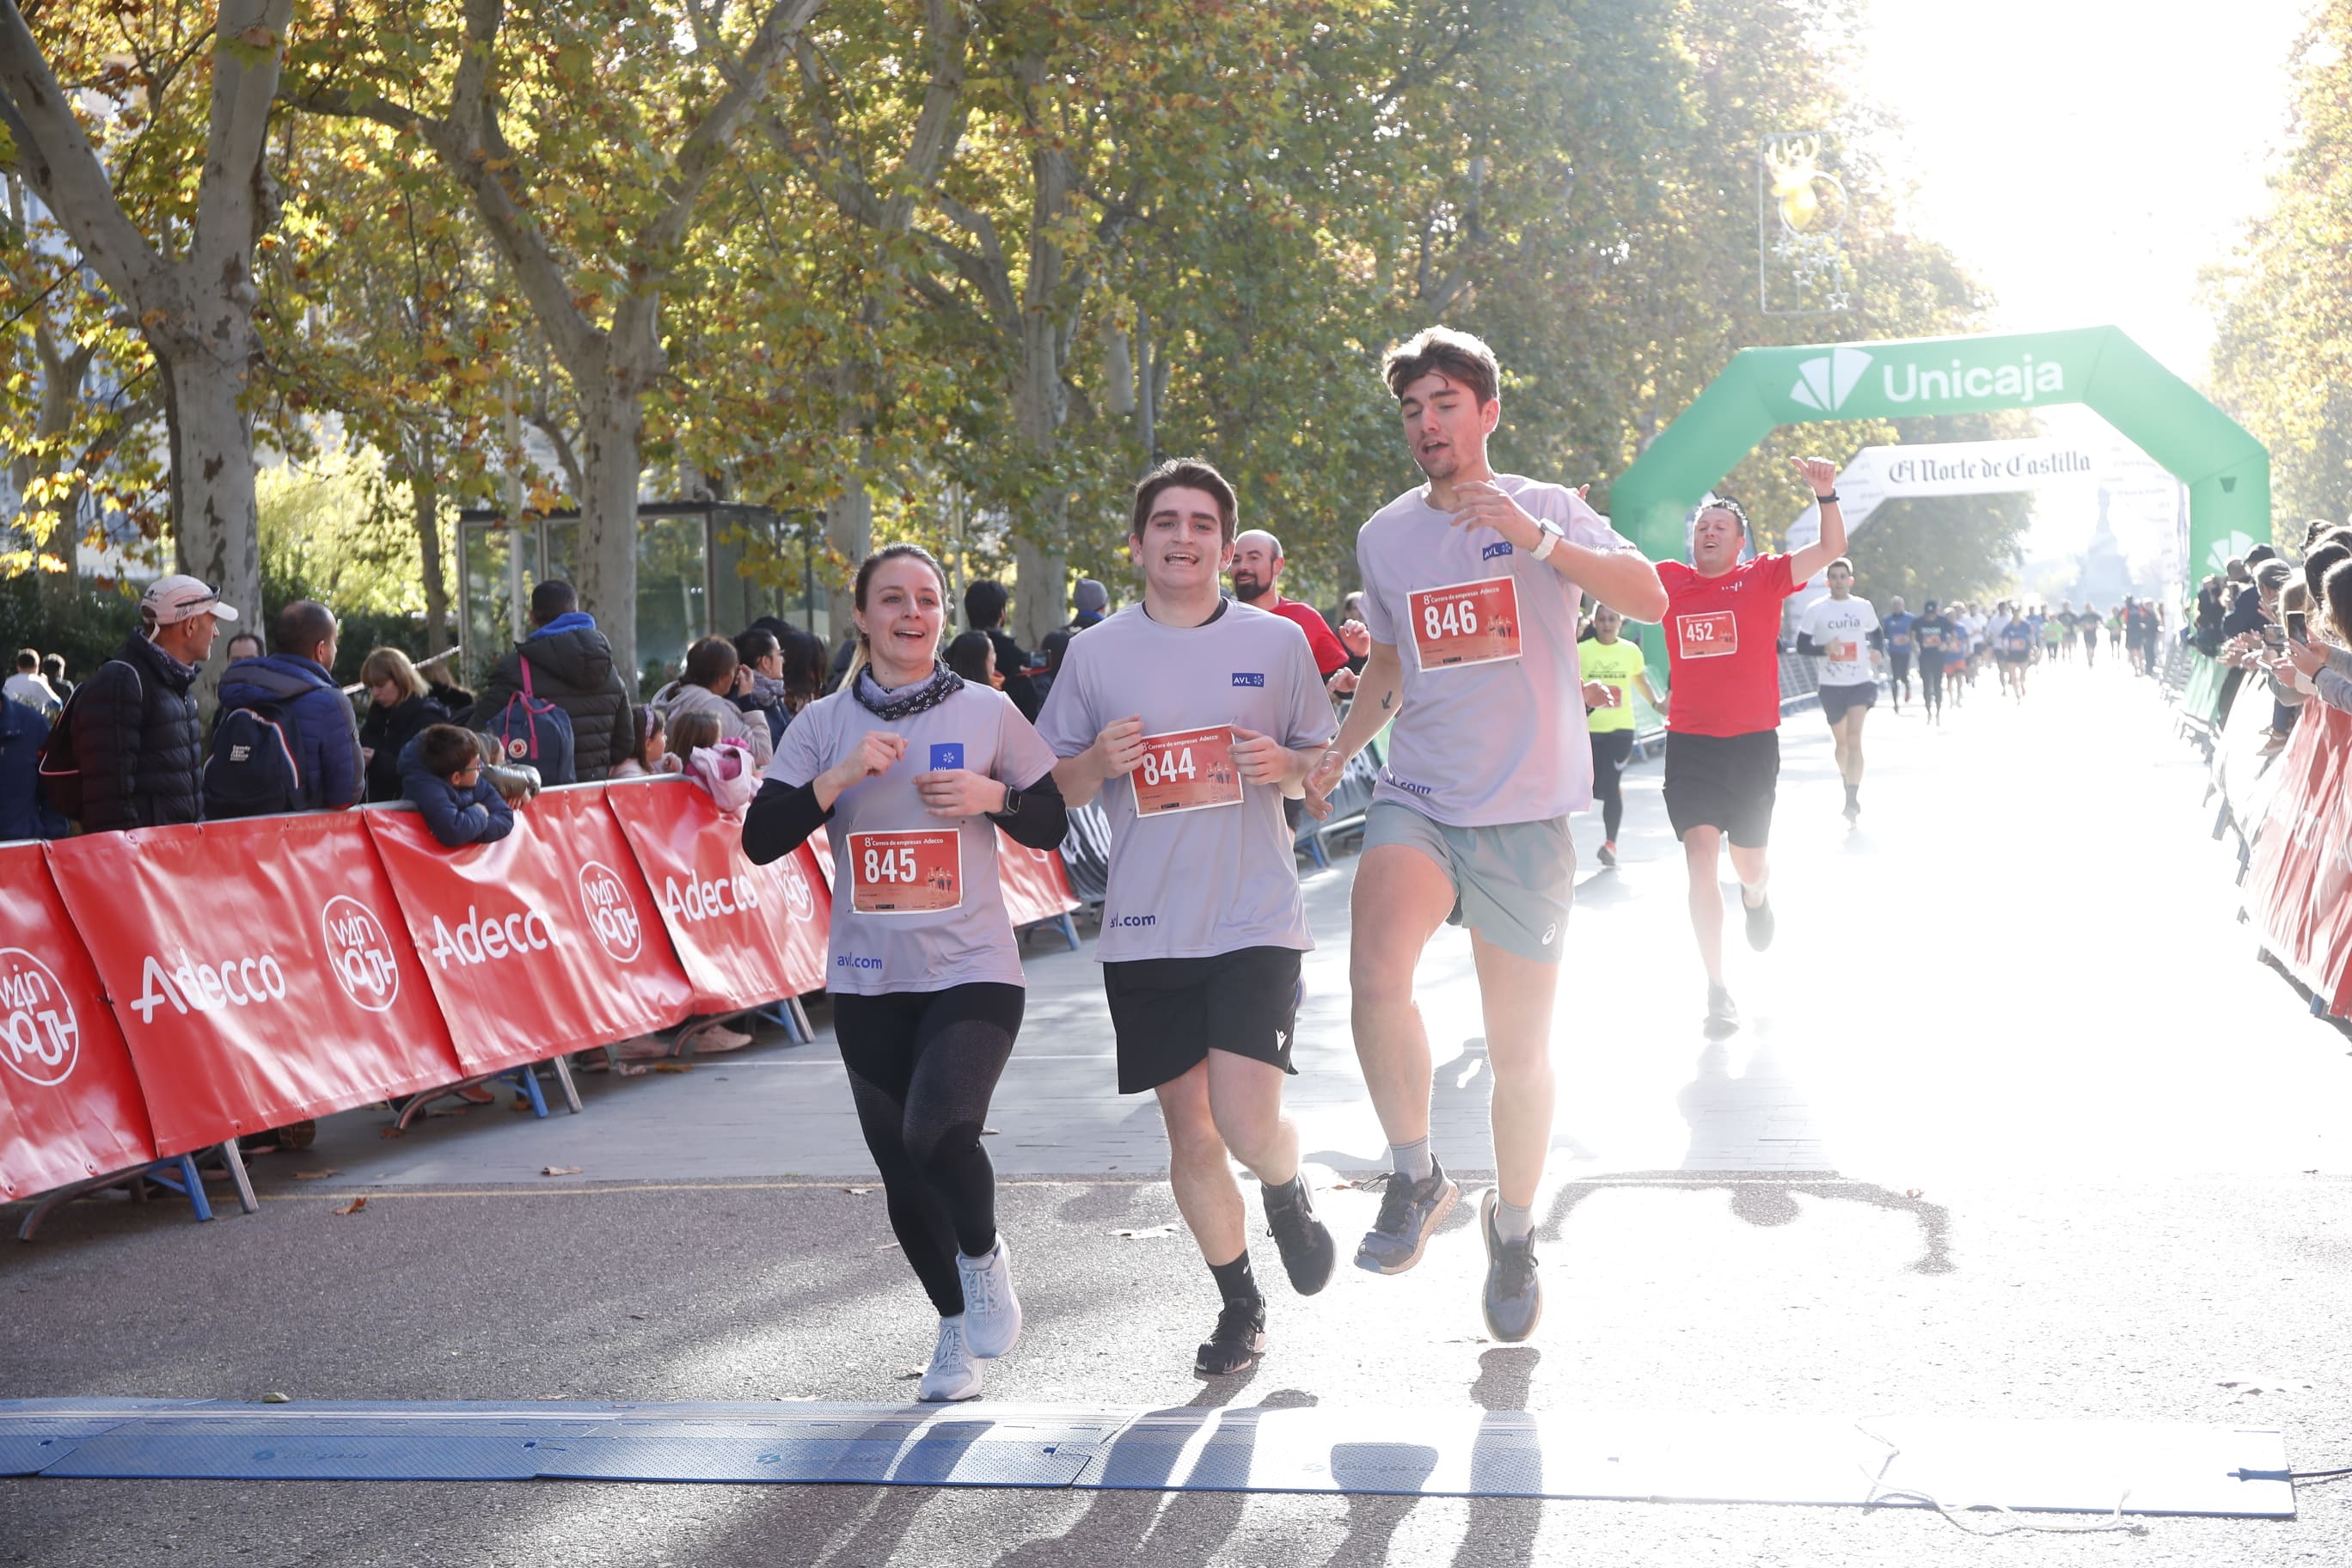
[6,652,2349,1568]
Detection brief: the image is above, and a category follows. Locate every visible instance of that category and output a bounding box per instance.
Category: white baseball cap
[141,574,239,625]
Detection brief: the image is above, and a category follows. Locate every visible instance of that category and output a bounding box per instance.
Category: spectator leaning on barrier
[2278,560,2352,717]
[400,724,516,848]
[731,627,790,750]
[609,704,674,779]
[1,695,70,840]
[652,635,775,769]
[4,649,59,718]
[214,600,365,812]
[64,575,233,833]
[775,625,828,723]
[358,647,450,805]
[463,579,634,781]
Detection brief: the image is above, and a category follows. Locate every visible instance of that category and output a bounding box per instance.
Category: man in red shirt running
[1232,530,1369,695]
[1657,457,1847,1037]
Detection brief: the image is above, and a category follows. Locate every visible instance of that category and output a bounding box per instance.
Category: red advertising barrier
[996,831,1081,928]
[364,787,695,1072]
[0,843,157,1197]
[44,815,471,1157]
[603,778,832,1013]
[2245,701,2352,1016]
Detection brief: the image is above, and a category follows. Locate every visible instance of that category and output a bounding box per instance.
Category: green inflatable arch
[1610,324,2269,613]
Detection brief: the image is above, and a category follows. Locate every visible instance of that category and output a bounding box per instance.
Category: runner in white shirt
[1793,560,1880,822]
[1039,459,1339,1378]
[744,544,1068,1405]
[1302,327,1666,1343]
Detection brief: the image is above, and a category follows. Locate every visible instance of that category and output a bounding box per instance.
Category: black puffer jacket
[358,693,449,804]
[461,616,634,782]
[69,632,203,831]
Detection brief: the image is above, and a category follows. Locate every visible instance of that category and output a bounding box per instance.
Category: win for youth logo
[1786,347,1873,413]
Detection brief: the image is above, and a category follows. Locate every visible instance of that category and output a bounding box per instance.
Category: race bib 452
[1675,611,1737,659]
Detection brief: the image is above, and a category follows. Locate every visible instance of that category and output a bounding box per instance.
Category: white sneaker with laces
[917,1315,982,1402]
[956,1236,1022,1359]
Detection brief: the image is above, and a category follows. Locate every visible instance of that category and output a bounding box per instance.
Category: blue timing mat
[0,1399,2294,1517]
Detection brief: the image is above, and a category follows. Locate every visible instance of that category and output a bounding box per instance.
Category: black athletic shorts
[1890,651,1912,681]
[1102,944,1301,1095]
[1818,681,1877,723]
[1662,730,1779,848]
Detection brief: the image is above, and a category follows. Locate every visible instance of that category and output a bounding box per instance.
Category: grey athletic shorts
[1361,801,1573,965]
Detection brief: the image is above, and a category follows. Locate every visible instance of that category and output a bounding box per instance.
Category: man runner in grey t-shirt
[1040,459,1339,1378]
[1304,327,1667,1342]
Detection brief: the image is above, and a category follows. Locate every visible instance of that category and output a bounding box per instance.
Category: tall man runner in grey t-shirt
[1304,327,1667,1343]
[1040,459,1341,1377]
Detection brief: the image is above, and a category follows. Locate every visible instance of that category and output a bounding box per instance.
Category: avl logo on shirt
[929,743,964,770]
[1482,542,1514,560]
[1232,673,1265,688]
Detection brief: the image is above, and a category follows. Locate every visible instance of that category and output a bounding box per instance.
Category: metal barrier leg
[788,996,816,1044]
[139,1155,215,1222]
[548,1052,584,1115]
[1054,912,1081,952]
[217,1141,260,1215]
[505,1063,551,1118]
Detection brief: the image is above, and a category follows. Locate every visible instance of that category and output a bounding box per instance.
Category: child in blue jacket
[400,725,515,847]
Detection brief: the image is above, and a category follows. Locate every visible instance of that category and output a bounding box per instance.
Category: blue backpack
[484,657,576,784]
[204,701,304,818]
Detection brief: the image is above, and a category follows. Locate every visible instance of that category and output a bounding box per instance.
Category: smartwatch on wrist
[990,784,1024,819]
[1530,526,1560,562]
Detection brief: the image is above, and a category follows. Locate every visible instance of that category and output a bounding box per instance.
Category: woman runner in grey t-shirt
[744,545,1067,1404]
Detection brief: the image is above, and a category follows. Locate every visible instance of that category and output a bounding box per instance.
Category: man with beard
[1230,530,1370,695]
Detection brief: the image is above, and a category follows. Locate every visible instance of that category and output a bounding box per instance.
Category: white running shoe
[956,1236,1023,1359]
[917,1315,982,1402]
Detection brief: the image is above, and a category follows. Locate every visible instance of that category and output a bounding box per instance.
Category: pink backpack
[686,738,757,812]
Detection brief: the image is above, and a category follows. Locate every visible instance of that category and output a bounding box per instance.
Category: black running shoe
[1264,1179,1337,1296]
[1596,842,1617,867]
[1195,1297,1267,1376]
[1743,893,1775,952]
[1355,1162,1461,1276]
[1478,1189,1542,1343]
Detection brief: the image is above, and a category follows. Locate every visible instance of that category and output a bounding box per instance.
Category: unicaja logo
[1788,347,1873,413]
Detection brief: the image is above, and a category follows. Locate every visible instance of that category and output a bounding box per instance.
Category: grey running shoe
[1705,984,1741,1038]
[954,1236,1021,1360]
[1478,1188,1542,1343]
[1596,842,1617,867]
[1355,1162,1461,1275]
[1264,1179,1337,1296]
[1743,893,1775,952]
[1195,1297,1267,1376]
[917,1316,982,1402]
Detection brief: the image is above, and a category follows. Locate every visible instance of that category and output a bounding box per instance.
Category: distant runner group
[739,325,2121,1401]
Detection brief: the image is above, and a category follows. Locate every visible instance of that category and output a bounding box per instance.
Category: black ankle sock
[1262,1173,1308,1210]
[1209,1252,1261,1306]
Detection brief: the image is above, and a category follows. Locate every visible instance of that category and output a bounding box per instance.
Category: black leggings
[831,983,1024,1318]
[1920,659,1945,714]
[1589,728,1634,842]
